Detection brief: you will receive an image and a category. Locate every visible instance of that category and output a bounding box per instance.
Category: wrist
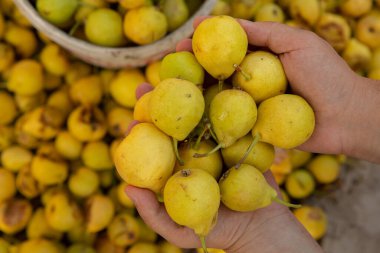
[225,207,324,253]
[342,76,380,163]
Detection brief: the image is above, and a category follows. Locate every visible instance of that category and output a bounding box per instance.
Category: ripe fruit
[221,134,274,173]
[54,131,83,160]
[199,89,256,157]
[133,91,153,123]
[150,78,205,141]
[7,59,44,96]
[107,213,140,247]
[85,194,115,233]
[293,206,328,240]
[285,169,316,199]
[255,3,285,23]
[85,8,125,47]
[26,208,63,240]
[160,51,205,87]
[233,51,287,103]
[164,169,220,251]
[192,15,248,82]
[219,164,299,212]
[307,155,341,184]
[40,43,70,76]
[123,6,168,45]
[252,94,315,149]
[0,198,32,234]
[107,106,134,137]
[81,141,113,170]
[68,167,100,198]
[69,75,104,105]
[37,0,78,26]
[1,145,32,172]
[115,123,175,193]
[160,0,189,31]
[0,168,16,202]
[356,10,380,49]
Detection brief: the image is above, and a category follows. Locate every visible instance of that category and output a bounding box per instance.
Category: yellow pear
[219,164,299,212]
[339,0,372,18]
[114,123,175,193]
[289,0,322,27]
[356,10,380,49]
[293,206,327,240]
[174,140,223,179]
[255,3,285,23]
[315,13,351,52]
[252,94,315,149]
[209,89,257,149]
[307,154,340,184]
[233,51,287,103]
[221,134,275,173]
[341,38,371,72]
[285,169,315,199]
[192,15,248,81]
[150,78,204,141]
[133,91,153,123]
[288,149,312,168]
[164,169,220,251]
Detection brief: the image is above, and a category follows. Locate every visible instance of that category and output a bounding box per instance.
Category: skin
[126,18,380,253]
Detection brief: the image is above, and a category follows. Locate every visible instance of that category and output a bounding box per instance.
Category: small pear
[254,3,285,23]
[252,94,315,149]
[293,206,328,240]
[219,164,299,212]
[307,155,341,184]
[233,51,287,103]
[341,38,371,72]
[208,89,257,149]
[133,91,153,123]
[356,10,380,49]
[285,169,315,199]
[160,0,189,31]
[164,169,220,249]
[114,123,176,193]
[160,51,205,87]
[315,13,351,52]
[192,15,248,81]
[174,140,223,179]
[289,0,322,26]
[339,0,372,18]
[203,83,232,116]
[221,134,275,173]
[150,78,205,141]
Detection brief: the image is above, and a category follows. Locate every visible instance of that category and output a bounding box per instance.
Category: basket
[13,0,216,69]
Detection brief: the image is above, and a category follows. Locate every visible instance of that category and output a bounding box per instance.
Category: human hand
[178,17,380,163]
[125,83,323,253]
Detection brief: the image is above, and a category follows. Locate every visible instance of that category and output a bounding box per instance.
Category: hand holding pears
[115,15,316,253]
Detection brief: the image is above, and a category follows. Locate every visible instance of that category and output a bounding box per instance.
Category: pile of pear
[114,15,315,250]
[33,0,205,47]
[0,2,188,253]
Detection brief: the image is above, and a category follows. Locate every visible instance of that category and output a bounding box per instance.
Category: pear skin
[233,51,287,103]
[174,140,223,179]
[219,164,278,212]
[356,10,380,49]
[133,91,153,123]
[339,0,372,18]
[150,78,204,141]
[221,134,275,173]
[210,89,257,148]
[289,0,322,26]
[159,51,205,87]
[192,15,248,81]
[164,169,220,237]
[114,123,176,193]
[252,94,315,149]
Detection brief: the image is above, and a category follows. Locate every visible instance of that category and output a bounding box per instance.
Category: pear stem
[218,79,224,92]
[193,143,223,158]
[69,20,82,36]
[235,133,261,169]
[194,123,211,150]
[233,64,251,81]
[200,236,209,253]
[172,138,184,165]
[273,197,301,209]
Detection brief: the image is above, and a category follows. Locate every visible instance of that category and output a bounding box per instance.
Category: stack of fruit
[32,0,205,47]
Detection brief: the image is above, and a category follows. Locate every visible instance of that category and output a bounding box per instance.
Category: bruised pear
[150,78,204,141]
[114,123,175,193]
[219,164,300,212]
[252,94,315,149]
[164,169,220,250]
[192,15,248,81]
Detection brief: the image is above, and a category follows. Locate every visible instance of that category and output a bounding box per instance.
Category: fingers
[125,186,200,248]
[237,20,317,54]
[176,38,192,52]
[136,82,154,99]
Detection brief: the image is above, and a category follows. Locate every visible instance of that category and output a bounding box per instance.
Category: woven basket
[13,0,216,69]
